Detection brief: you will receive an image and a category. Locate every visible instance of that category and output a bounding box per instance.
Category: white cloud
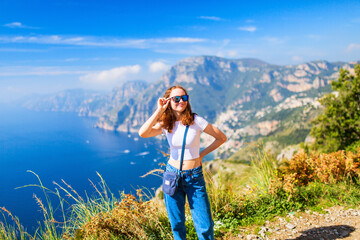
[0,66,88,76]
[80,65,141,84]
[307,34,322,40]
[149,61,169,73]
[291,56,303,62]
[153,40,259,57]
[150,37,206,43]
[0,48,43,52]
[346,43,360,52]
[64,58,80,62]
[238,26,257,32]
[0,35,206,48]
[4,22,38,29]
[263,37,286,44]
[225,50,238,58]
[198,16,223,21]
[222,39,231,46]
[216,50,238,58]
[4,22,23,28]
[153,45,216,56]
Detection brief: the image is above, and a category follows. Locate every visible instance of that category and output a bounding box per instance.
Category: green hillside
[228,103,322,163]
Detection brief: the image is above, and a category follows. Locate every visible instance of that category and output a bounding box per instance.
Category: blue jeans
[164,163,214,240]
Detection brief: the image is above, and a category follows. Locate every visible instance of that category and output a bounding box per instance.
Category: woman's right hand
[139,98,169,138]
[157,97,170,112]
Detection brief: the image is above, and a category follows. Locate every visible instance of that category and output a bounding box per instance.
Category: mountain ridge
[20,56,359,157]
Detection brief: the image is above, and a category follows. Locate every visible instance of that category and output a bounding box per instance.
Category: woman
[138,85,227,240]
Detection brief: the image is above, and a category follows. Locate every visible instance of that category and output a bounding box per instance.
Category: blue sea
[0,103,169,233]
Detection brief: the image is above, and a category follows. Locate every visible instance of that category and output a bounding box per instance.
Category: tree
[311,64,360,152]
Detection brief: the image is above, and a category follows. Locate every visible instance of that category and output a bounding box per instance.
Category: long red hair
[159,85,195,133]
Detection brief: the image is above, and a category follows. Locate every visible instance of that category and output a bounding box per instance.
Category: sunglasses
[170,95,189,103]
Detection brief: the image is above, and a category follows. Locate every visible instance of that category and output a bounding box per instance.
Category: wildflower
[214,220,225,231]
[136,189,143,198]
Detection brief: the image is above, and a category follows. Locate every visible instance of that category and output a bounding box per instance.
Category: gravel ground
[233,206,360,240]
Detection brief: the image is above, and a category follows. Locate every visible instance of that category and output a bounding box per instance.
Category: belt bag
[162,125,189,196]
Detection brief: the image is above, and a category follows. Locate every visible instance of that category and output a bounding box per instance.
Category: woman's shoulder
[193,114,208,131]
[194,114,206,121]
[155,122,168,135]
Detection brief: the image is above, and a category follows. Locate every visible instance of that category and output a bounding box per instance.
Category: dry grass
[67,193,172,240]
[278,148,360,187]
[0,206,32,240]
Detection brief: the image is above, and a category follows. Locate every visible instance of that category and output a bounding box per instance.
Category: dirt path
[234,206,360,240]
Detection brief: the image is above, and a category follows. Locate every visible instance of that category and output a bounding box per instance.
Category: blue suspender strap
[179,125,189,174]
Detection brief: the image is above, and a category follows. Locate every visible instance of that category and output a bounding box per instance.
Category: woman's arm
[138,98,170,138]
[200,123,227,159]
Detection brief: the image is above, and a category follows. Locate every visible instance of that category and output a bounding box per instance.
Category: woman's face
[169,88,188,113]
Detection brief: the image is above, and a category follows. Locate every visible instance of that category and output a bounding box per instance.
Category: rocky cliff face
[78,80,150,131]
[78,80,149,116]
[22,56,359,157]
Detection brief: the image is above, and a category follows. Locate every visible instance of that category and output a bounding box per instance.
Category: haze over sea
[0,103,168,232]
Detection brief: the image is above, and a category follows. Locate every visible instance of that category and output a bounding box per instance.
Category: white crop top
[162,115,208,161]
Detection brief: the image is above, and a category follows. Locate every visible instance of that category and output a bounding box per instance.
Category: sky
[0,0,359,102]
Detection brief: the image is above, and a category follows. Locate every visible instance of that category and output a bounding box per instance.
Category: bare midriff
[168,157,202,170]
